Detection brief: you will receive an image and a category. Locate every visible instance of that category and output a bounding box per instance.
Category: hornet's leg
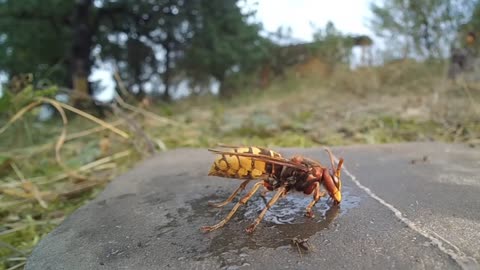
[201,181,263,232]
[245,186,287,233]
[305,182,325,218]
[260,188,270,198]
[259,187,270,205]
[208,179,251,208]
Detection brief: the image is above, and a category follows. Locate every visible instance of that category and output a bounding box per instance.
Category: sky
[244,0,375,42]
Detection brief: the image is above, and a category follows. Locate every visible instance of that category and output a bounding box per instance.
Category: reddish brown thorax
[291,155,304,164]
[312,167,323,179]
[306,167,323,182]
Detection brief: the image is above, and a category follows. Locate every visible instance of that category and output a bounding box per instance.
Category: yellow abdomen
[208,147,282,179]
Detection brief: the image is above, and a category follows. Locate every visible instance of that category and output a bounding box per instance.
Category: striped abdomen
[208,147,282,179]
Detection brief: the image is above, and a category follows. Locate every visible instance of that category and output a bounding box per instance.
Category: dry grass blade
[35,98,131,182]
[10,162,25,182]
[118,96,179,126]
[112,104,157,155]
[59,179,110,200]
[0,100,41,135]
[65,117,131,141]
[78,150,131,172]
[459,82,479,115]
[113,71,180,127]
[0,142,53,158]
[0,118,130,159]
[40,100,67,166]
[6,261,26,270]
[36,150,130,186]
[38,97,130,139]
[37,98,89,182]
[0,150,131,190]
[10,163,48,208]
[0,217,64,236]
[113,70,137,102]
[1,185,56,206]
[0,240,27,256]
[21,182,49,209]
[0,199,29,210]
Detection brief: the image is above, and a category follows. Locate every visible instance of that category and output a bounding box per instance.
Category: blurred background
[0,0,479,269]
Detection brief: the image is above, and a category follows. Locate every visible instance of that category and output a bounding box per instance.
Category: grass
[0,60,479,269]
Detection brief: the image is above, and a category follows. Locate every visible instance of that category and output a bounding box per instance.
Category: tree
[0,0,73,86]
[0,0,267,103]
[369,0,478,59]
[311,21,354,66]
[180,0,268,97]
[0,0,129,107]
[97,0,199,101]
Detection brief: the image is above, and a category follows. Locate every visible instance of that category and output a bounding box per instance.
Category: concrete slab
[26,143,480,270]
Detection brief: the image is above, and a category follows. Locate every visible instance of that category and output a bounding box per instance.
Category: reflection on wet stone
[188,186,360,256]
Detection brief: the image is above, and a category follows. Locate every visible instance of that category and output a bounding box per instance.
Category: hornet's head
[324,148,344,204]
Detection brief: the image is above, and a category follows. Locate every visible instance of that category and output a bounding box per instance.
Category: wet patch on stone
[187,186,361,259]
[243,187,360,225]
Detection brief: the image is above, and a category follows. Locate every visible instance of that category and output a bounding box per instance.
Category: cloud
[247,0,375,41]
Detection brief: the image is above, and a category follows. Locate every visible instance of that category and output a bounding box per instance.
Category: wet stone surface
[26,143,480,270]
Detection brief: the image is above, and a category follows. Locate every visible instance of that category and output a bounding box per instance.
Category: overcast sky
[244,0,375,42]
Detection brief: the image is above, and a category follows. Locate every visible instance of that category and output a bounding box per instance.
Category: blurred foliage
[311,21,355,67]
[179,0,269,98]
[369,0,479,58]
[0,74,58,114]
[0,0,269,101]
[0,1,72,84]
